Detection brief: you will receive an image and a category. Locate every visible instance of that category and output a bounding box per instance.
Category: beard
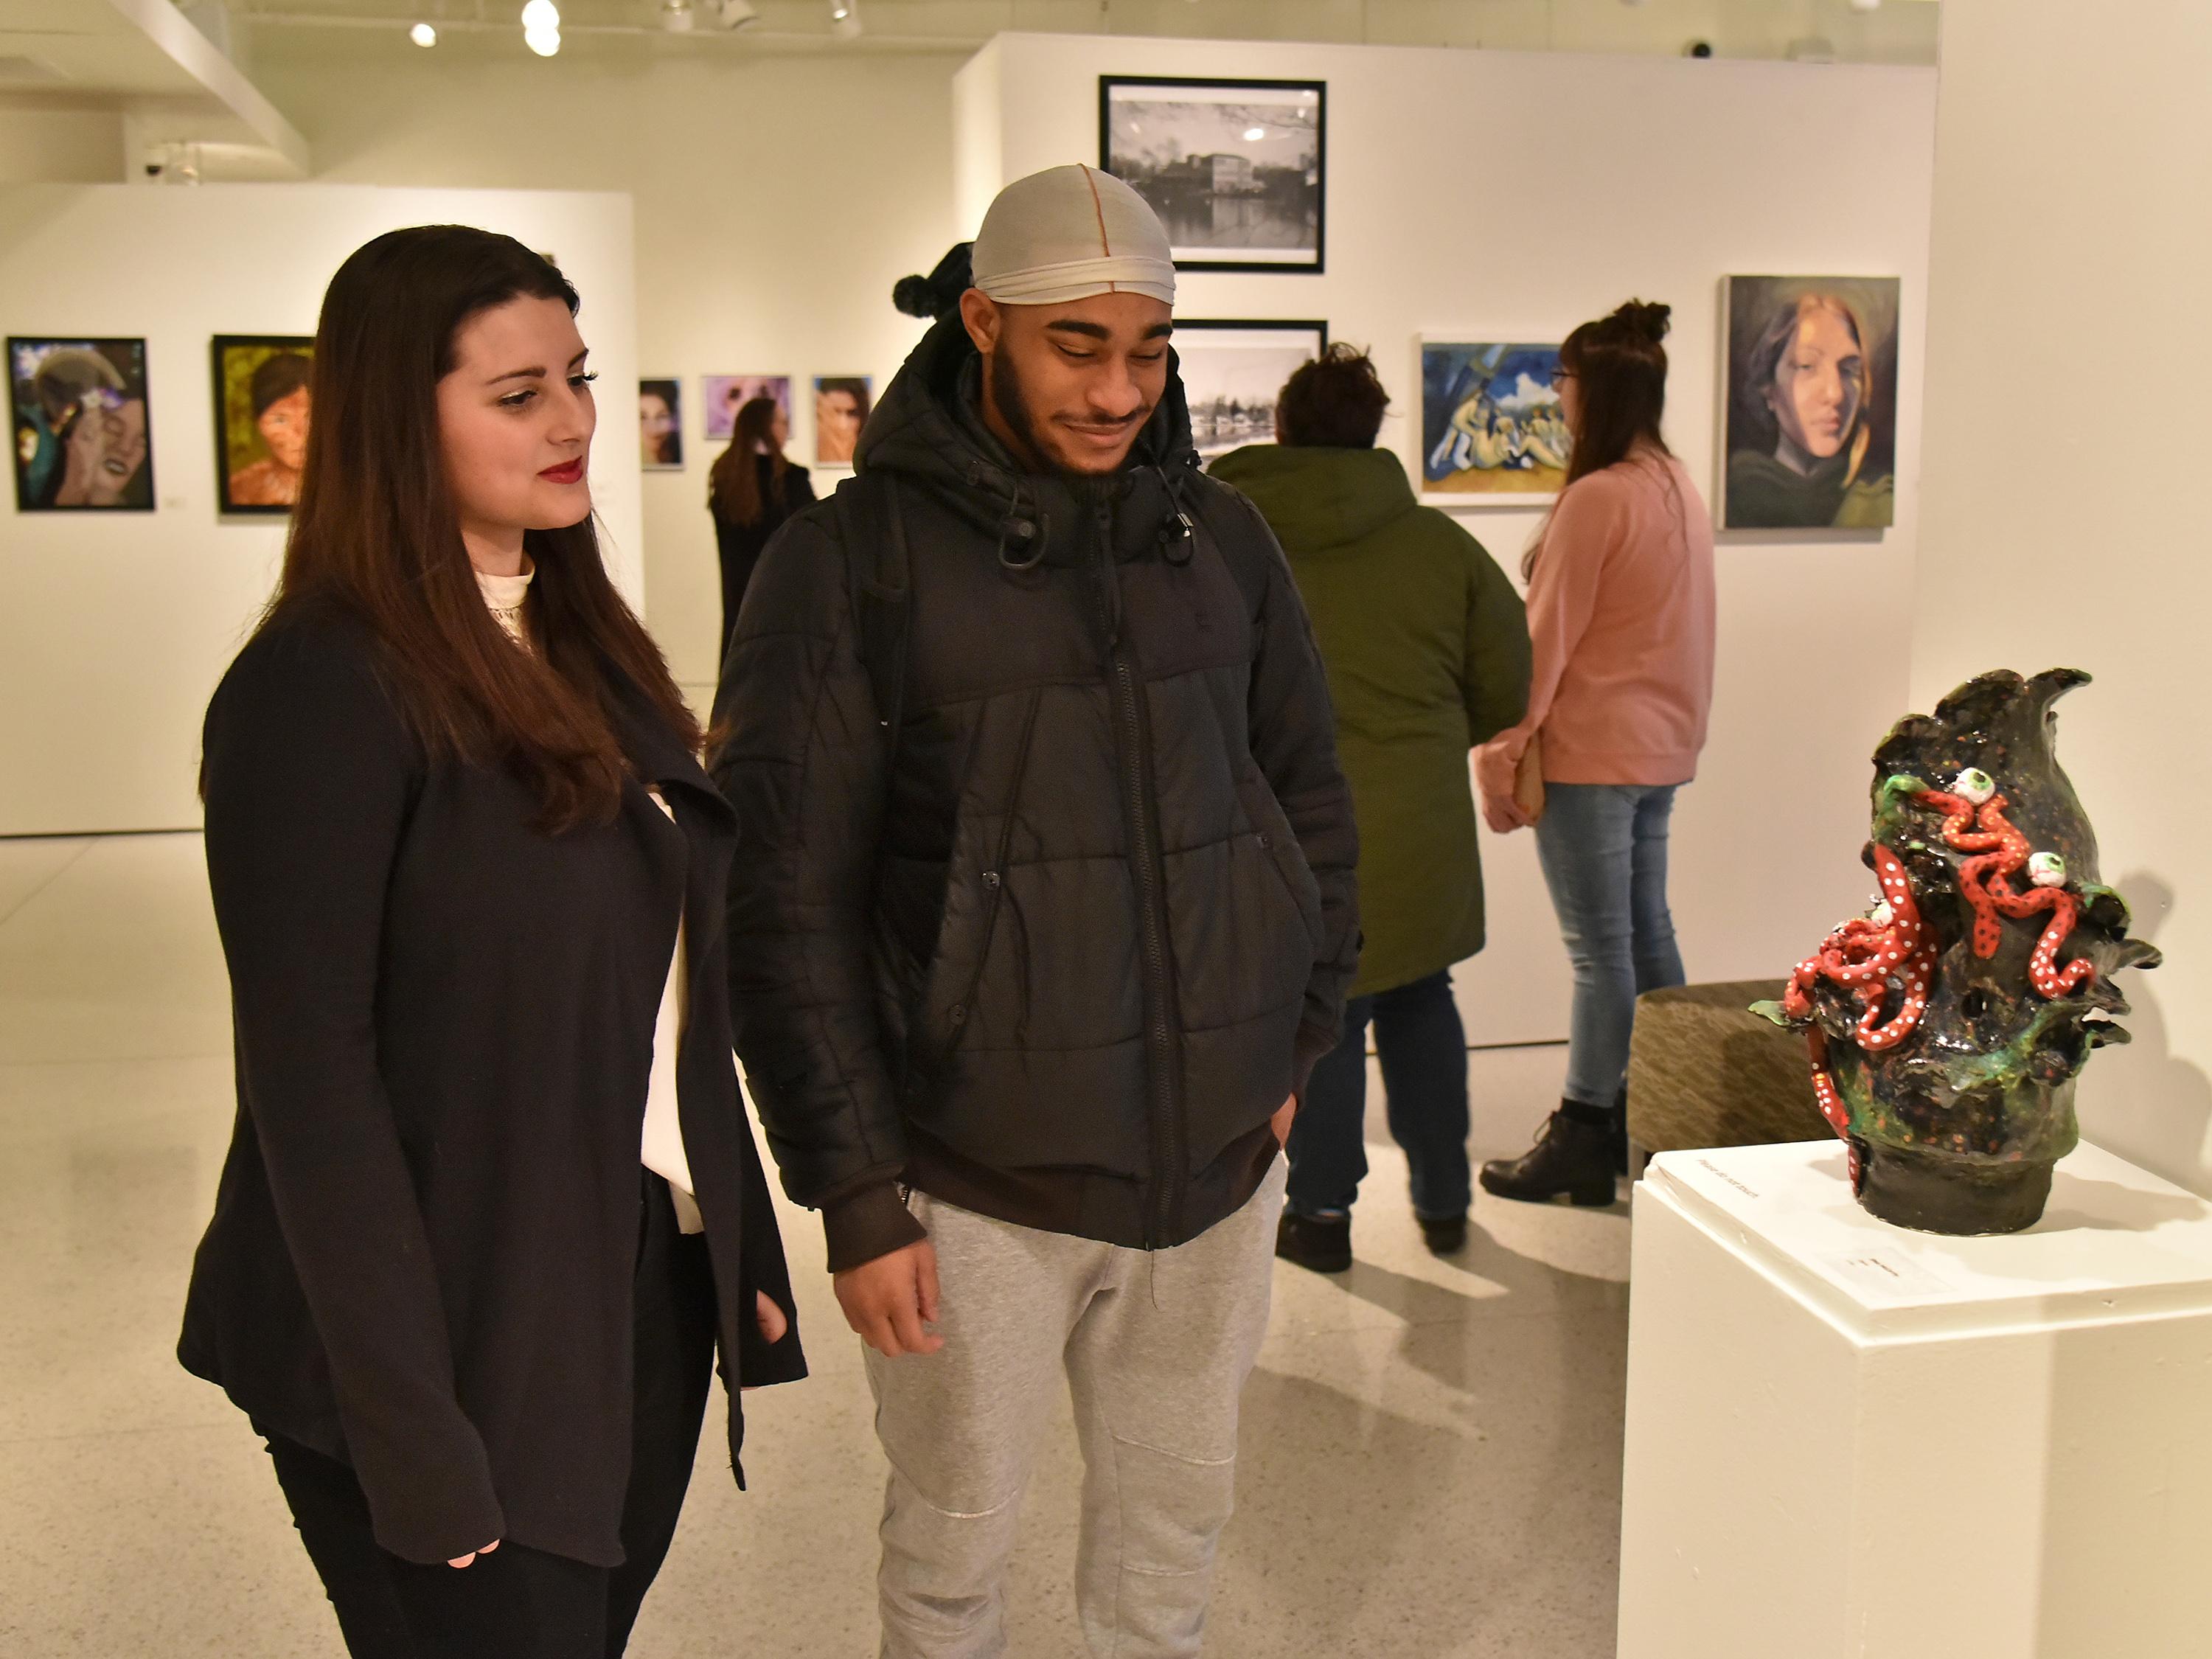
[987,349,1148,478]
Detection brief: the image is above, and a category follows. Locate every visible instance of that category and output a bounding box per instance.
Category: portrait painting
[212,335,313,515]
[1420,341,1572,504]
[639,377,683,470]
[1722,275,1900,530]
[813,375,872,467]
[703,375,790,442]
[1100,77,1325,273]
[1174,321,1327,461]
[10,336,153,512]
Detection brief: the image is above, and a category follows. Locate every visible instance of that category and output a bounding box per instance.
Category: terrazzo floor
[0,832,1631,1658]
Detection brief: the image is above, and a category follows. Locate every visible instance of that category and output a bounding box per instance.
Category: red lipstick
[540,458,584,485]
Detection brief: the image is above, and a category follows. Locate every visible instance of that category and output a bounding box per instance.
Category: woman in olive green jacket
[1212,345,1531,1270]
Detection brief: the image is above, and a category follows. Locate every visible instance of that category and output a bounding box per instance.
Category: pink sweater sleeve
[1474,476,1626,797]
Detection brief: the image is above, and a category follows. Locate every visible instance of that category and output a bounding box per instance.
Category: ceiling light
[525,24,562,55]
[520,1,560,29]
[830,0,861,38]
[716,0,761,27]
[409,21,438,46]
[1242,126,1265,141]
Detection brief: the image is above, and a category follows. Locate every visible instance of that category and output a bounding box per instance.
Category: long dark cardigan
[179,599,805,1568]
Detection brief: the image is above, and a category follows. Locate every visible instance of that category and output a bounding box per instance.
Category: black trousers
[260,1177,719,1659]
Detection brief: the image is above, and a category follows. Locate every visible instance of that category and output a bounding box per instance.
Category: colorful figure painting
[703,375,790,442]
[212,335,313,514]
[639,378,683,470]
[1722,275,1899,530]
[1420,341,1571,503]
[10,336,153,512]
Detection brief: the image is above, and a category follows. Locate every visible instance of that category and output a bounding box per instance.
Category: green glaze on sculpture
[1757,669,2160,1234]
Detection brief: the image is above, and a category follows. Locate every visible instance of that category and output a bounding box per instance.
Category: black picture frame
[1099,75,1326,275]
[8,335,155,513]
[1172,319,1329,459]
[211,333,313,516]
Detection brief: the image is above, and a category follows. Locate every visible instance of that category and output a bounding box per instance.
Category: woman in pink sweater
[1474,300,1716,1204]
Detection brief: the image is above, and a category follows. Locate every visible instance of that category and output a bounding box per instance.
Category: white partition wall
[0,184,639,838]
[955,34,1938,1044]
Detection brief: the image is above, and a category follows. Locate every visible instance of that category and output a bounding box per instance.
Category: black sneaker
[1276,1210,1352,1274]
[1478,1109,1619,1207]
[1418,1213,1469,1256]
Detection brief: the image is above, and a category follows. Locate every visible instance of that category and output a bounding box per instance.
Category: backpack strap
[835,473,913,755]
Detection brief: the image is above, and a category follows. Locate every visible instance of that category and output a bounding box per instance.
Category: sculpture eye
[1953,767,1996,803]
[2028,852,2068,888]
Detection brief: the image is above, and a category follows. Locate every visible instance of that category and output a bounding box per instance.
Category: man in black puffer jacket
[713,165,1357,1658]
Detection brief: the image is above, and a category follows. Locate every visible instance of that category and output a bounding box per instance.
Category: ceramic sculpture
[1756,669,2159,1234]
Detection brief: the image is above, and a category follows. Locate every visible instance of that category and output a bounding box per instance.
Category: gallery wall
[243,40,966,705]
[0,183,639,836]
[960,33,1939,1043]
[1913,0,2212,1197]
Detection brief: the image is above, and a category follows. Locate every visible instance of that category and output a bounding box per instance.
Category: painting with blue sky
[1420,341,1570,503]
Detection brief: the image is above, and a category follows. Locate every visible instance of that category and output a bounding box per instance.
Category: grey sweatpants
[865,1158,1287,1659]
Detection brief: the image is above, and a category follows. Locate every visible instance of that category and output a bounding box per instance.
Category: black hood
[854,313,1200,535]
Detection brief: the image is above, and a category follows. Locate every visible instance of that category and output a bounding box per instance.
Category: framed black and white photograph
[1099,77,1326,274]
[1175,320,1328,460]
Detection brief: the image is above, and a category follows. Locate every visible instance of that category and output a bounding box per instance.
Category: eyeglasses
[1548,369,1578,389]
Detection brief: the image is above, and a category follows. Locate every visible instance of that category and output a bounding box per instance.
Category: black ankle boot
[1418,1213,1469,1255]
[1610,1085,1632,1178]
[1276,1210,1352,1273]
[1478,1107,1619,1206]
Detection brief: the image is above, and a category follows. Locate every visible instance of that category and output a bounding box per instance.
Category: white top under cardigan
[477,561,703,1234]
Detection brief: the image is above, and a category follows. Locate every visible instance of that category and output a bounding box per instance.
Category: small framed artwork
[9,336,153,512]
[1721,275,1900,530]
[212,335,313,514]
[1419,340,1572,506]
[703,375,790,442]
[813,375,872,467]
[1099,76,1326,274]
[639,378,683,470]
[1176,320,1327,461]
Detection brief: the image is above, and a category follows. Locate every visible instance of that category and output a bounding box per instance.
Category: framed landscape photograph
[639,377,683,471]
[1099,76,1325,274]
[1175,320,1327,461]
[212,335,313,514]
[10,336,153,512]
[1721,274,1900,530]
[702,375,790,442]
[1419,340,1572,506]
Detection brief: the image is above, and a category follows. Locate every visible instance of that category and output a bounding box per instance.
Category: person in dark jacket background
[181,226,803,1659]
[708,392,815,658]
[714,167,1357,1657]
[1213,346,1529,1272]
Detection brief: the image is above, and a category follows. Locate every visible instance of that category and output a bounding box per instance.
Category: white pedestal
[1617,1139,2212,1659]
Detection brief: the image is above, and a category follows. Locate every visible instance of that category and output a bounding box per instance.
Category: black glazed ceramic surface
[1756,669,2160,1234]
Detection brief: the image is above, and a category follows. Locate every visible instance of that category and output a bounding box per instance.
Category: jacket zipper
[1095,498,1184,1248]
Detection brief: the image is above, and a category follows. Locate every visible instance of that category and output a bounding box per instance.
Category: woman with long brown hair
[708,392,813,657]
[179,224,804,1656]
[1473,299,1717,1206]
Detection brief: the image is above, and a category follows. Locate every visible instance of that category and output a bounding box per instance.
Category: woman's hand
[754,1289,789,1345]
[1474,738,1534,835]
[1480,779,1534,835]
[448,1539,501,1570]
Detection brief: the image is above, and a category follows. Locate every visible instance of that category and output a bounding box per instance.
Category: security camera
[715,0,761,27]
[1684,39,1714,58]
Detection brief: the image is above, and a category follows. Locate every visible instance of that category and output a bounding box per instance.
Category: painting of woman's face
[1767,303,1864,462]
[257,387,311,473]
[637,378,683,470]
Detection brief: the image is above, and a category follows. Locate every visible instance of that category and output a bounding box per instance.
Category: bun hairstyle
[1558,296,1673,490]
[893,242,975,321]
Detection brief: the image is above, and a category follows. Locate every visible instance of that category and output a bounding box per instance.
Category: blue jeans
[1534,783,1687,1109]
[1287,970,1471,1221]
